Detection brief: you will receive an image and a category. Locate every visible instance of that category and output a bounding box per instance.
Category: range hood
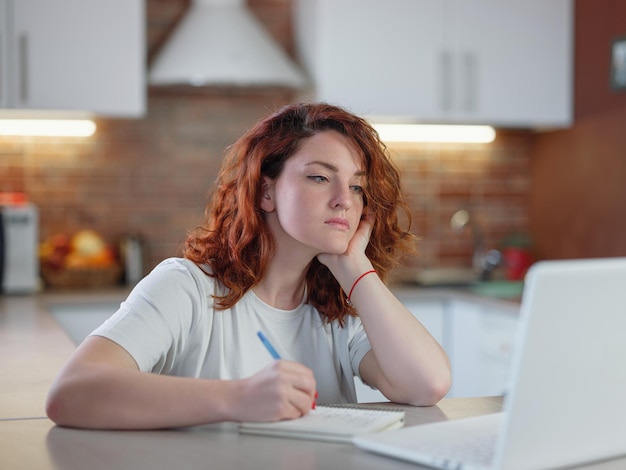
[149,0,307,88]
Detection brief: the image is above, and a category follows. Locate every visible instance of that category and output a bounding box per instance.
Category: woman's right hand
[231,360,317,422]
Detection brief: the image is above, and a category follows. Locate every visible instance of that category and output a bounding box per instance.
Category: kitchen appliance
[120,235,144,285]
[0,203,39,293]
[149,0,306,88]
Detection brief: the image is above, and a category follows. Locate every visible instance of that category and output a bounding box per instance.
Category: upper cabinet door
[450,0,573,127]
[4,0,145,117]
[295,0,573,128]
[296,0,446,120]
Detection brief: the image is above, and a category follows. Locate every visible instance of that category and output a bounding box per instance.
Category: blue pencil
[257,331,281,359]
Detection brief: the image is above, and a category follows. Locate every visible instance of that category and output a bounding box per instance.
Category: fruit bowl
[39,229,122,289]
[41,264,123,289]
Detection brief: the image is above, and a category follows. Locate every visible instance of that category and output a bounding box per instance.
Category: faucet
[450,209,501,281]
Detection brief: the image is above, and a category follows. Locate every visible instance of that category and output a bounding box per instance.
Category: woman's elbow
[386,369,451,406]
[418,372,452,406]
[45,384,70,426]
[406,368,452,407]
[46,378,85,428]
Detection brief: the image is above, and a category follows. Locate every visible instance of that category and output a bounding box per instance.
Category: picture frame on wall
[610,36,626,90]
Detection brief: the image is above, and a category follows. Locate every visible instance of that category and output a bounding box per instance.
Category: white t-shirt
[91,258,372,404]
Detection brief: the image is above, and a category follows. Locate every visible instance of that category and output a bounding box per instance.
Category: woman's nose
[330,184,353,209]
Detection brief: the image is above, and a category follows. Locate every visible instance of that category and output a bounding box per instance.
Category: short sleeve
[91,258,209,373]
[345,316,372,380]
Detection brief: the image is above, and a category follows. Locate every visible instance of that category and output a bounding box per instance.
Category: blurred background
[1,0,625,290]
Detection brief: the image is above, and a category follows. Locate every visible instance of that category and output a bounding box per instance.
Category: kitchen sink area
[392,266,526,301]
[466,280,524,299]
[398,280,525,301]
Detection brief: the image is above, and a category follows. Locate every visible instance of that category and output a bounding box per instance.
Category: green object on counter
[468,280,524,299]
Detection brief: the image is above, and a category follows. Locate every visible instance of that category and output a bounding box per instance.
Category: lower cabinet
[49,303,117,345]
[50,294,520,402]
[355,293,520,402]
[447,299,519,397]
[354,299,445,402]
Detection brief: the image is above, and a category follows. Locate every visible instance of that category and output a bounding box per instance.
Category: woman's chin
[316,245,349,257]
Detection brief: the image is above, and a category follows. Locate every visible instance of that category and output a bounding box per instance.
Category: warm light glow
[0,119,96,137]
[373,123,496,144]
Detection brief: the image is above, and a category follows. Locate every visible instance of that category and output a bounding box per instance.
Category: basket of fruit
[40,229,123,289]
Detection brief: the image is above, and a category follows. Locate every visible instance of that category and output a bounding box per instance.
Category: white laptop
[354,257,626,470]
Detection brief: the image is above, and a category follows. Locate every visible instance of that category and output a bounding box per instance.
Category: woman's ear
[260,176,276,212]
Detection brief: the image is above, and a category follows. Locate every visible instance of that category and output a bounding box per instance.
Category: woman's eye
[350,185,364,194]
[308,175,329,183]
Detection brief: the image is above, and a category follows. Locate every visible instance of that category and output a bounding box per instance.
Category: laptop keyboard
[414,431,497,469]
[353,412,504,470]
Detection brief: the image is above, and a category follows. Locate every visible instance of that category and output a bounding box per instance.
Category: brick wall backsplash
[389,131,533,269]
[1,90,534,275]
[1,89,295,272]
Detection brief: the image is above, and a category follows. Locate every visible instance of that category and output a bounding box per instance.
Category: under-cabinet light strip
[0,119,96,137]
[373,123,496,144]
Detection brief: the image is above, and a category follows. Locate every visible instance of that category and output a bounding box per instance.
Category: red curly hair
[183,102,417,325]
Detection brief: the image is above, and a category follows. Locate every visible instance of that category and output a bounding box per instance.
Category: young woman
[46,103,451,430]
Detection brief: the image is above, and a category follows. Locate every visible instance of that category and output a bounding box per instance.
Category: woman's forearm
[46,337,317,430]
[351,274,452,405]
[46,363,238,429]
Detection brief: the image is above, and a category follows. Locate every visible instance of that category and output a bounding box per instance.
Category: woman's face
[261,130,366,257]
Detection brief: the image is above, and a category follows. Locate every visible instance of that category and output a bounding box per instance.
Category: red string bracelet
[346,270,377,304]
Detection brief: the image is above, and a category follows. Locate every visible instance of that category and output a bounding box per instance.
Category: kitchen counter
[0,288,506,470]
[0,294,74,419]
[1,398,506,470]
[0,289,129,419]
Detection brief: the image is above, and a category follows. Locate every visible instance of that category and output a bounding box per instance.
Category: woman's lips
[325,217,350,230]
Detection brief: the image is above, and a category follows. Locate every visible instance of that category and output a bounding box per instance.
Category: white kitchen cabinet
[402,298,446,347]
[294,0,572,128]
[400,295,519,398]
[353,376,387,403]
[0,0,145,117]
[449,1,572,127]
[295,0,444,121]
[354,298,446,403]
[448,299,519,397]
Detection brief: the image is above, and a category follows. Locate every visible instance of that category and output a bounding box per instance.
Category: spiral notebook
[239,405,405,443]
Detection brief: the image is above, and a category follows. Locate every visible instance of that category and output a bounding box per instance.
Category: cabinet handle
[18,33,28,104]
[1,0,13,107]
[462,52,477,113]
[440,50,453,112]
[0,33,3,104]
